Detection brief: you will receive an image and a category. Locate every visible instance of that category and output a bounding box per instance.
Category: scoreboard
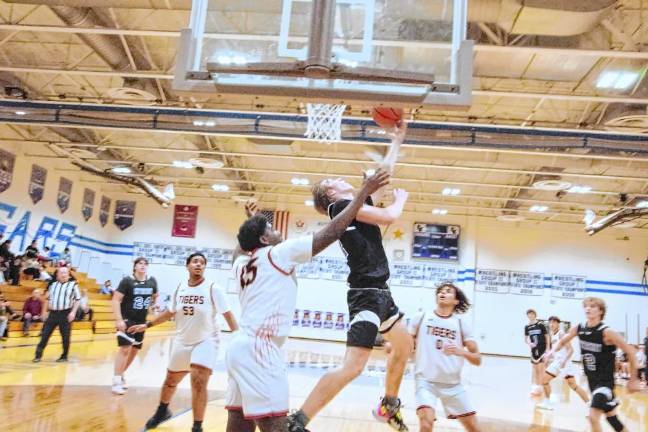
[412,223,460,261]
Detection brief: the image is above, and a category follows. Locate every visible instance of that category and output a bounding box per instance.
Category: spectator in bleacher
[25,240,38,255]
[100,280,114,295]
[75,289,93,322]
[22,289,43,336]
[10,255,22,285]
[0,294,19,340]
[39,246,52,264]
[22,252,40,280]
[38,264,52,281]
[33,266,81,363]
[1,240,15,282]
[0,256,7,283]
[61,247,72,265]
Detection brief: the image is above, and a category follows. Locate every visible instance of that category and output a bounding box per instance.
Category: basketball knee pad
[606,415,624,432]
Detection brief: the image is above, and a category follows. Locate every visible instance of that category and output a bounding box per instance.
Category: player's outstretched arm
[547,325,578,358]
[605,329,640,392]
[462,340,482,366]
[312,169,390,256]
[128,309,174,334]
[355,188,408,226]
[380,121,407,174]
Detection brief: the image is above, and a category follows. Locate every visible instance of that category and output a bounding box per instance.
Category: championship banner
[318,256,349,281]
[171,204,198,238]
[475,268,510,294]
[301,310,312,327]
[99,196,111,227]
[390,263,425,287]
[335,313,346,330]
[296,259,320,279]
[510,271,544,296]
[57,177,72,213]
[28,164,47,204]
[0,149,15,193]
[551,274,586,299]
[114,200,136,231]
[82,188,95,221]
[423,264,458,288]
[323,312,334,329]
[312,311,322,328]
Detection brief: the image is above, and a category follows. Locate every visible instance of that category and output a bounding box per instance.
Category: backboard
[174,0,472,108]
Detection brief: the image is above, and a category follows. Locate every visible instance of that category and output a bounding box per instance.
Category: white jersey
[170,279,230,346]
[233,235,312,341]
[551,329,570,362]
[409,311,474,385]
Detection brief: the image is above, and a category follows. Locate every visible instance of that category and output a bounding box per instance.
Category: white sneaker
[121,376,128,389]
[111,383,126,395]
[536,401,554,411]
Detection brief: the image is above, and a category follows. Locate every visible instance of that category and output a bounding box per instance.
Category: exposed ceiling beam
[2,23,648,60]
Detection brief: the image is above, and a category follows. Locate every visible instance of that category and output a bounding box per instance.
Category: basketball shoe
[372,397,409,431]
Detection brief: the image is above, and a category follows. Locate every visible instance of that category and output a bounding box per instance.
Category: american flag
[261,210,290,239]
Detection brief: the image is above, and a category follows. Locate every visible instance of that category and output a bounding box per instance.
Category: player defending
[289,125,413,432]
[131,252,238,432]
[536,316,589,410]
[111,257,157,395]
[524,309,549,399]
[225,169,390,432]
[409,283,482,432]
[547,297,640,432]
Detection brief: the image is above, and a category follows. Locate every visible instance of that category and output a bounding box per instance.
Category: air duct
[49,144,173,207]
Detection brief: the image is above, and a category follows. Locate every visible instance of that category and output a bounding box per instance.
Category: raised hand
[244,200,259,217]
[360,168,390,197]
[393,188,409,203]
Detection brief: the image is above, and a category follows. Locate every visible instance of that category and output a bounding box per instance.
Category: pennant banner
[114,200,136,231]
[82,188,95,221]
[99,196,111,227]
[28,164,47,204]
[172,204,198,238]
[0,149,15,193]
[57,177,72,213]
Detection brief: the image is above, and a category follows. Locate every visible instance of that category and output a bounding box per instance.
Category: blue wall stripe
[587,279,645,289]
[586,288,647,297]
[74,234,133,249]
[68,241,133,256]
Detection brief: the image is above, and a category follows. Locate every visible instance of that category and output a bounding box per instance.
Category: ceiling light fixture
[304,199,314,206]
[291,177,310,186]
[529,205,549,213]
[432,209,448,215]
[567,185,592,194]
[14,110,26,116]
[636,200,648,209]
[211,184,230,192]
[596,70,640,90]
[442,187,461,196]
[111,166,132,174]
[533,180,572,191]
[172,160,194,169]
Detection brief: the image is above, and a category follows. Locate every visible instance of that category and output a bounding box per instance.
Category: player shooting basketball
[289,121,412,432]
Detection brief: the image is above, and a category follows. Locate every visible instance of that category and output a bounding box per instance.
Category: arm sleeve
[211,284,231,314]
[269,235,314,272]
[407,312,424,336]
[461,319,475,342]
[116,277,130,295]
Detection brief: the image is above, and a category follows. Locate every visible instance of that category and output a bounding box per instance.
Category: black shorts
[589,380,618,413]
[117,319,145,349]
[530,347,546,363]
[346,288,403,349]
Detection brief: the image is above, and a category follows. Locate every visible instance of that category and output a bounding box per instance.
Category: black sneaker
[32,357,41,363]
[56,356,68,363]
[287,413,311,432]
[145,407,173,429]
[191,426,203,432]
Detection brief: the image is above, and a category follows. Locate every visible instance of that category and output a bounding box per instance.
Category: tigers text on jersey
[409,311,474,385]
[170,279,230,346]
[578,322,616,383]
[233,235,312,340]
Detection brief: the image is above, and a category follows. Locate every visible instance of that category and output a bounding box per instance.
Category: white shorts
[415,379,476,419]
[168,338,219,372]
[225,333,288,420]
[546,359,577,379]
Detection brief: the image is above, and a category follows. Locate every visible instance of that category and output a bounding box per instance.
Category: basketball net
[305,103,346,143]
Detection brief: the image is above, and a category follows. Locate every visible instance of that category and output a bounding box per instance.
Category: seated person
[0,294,19,339]
[100,280,114,295]
[75,289,93,322]
[22,289,43,336]
[24,240,38,256]
[21,252,40,280]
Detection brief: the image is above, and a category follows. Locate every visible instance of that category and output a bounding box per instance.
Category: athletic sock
[292,409,310,426]
[383,396,400,413]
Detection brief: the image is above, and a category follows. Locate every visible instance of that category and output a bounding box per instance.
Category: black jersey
[329,197,389,288]
[117,276,158,323]
[524,321,547,351]
[578,322,616,383]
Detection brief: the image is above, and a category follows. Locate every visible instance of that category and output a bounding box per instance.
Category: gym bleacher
[1,269,173,345]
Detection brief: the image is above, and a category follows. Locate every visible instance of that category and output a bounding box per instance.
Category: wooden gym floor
[0,333,646,431]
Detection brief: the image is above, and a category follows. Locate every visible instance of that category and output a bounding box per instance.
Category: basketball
[372,107,404,129]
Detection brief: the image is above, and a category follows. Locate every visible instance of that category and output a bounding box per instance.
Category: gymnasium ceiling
[0,0,647,231]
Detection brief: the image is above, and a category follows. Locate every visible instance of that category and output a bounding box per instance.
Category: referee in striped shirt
[33,266,81,362]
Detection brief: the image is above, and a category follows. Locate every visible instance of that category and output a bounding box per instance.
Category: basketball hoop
[305,103,346,143]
